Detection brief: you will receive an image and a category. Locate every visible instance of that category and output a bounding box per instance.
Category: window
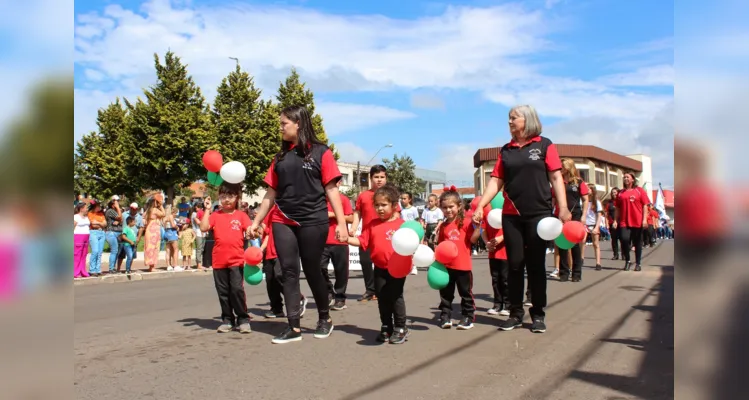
[609,174,618,188]
[579,169,589,182]
[341,173,349,185]
[595,171,605,185]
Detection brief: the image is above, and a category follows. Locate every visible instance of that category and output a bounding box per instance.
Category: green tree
[212,64,279,195]
[73,99,135,199]
[276,67,338,159]
[382,153,421,196]
[126,51,213,201]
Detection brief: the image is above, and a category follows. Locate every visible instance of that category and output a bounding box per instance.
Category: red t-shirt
[262,213,277,260]
[490,137,562,216]
[615,187,650,228]
[263,145,341,226]
[357,218,403,268]
[356,189,402,231]
[208,210,252,268]
[482,221,507,260]
[437,216,476,271]
[678,179,726,239]
[326,193,353,246]
[647,209,659,226]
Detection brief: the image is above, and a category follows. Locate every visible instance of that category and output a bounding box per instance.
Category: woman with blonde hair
[584,183,603,270]
[137,192,165,272]
[555,158,589,282]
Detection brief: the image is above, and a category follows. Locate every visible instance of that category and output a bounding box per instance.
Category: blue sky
[73,0,674,186]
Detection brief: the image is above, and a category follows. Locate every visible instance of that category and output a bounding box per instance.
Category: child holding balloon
[435,187,481,330]
[199,183,253,334]
[555,159,590,282]
[347,185,410,344]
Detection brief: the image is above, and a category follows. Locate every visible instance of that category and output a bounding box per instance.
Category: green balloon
[207,171,223,186]
[243,264,263,285]
[490,192,505,210]
[401,220,425,241]
[427,261,449,290]
[554,234,575,250]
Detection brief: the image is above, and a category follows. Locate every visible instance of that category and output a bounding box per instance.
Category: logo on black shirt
[528,148,542,161]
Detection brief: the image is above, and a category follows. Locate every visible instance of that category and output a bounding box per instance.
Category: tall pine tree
[73,99,135,199]
[212,64,279,195]
[126,51,213,201]
[276,68,338,159]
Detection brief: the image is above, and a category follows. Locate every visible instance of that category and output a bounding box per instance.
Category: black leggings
[273,222,330,328]
[374,267,407,328]
[619,227,643,265]
[610,225,620,257]
[503,214,549,319]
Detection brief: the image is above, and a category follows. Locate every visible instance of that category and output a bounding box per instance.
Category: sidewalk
[75,251,214,286]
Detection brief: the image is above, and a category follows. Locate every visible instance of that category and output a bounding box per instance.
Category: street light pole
[228,57,239,67]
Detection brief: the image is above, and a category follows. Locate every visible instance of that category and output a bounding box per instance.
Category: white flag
[655,184,667,219]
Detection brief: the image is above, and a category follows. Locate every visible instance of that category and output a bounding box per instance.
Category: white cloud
[409,93,445,110]
[432,143,482,184]
[316,102,417,135]
[334,142,370,165]
[599,64,674,87]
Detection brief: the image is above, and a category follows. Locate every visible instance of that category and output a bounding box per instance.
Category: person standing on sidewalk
[320,179,354,310]
[200,185,253,334]
[473,104,570,334]
[104,196,123,274]
[250,105,349,344]
[191,203,206,270]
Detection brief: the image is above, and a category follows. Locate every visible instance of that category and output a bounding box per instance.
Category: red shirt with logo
[482,221,507,260]
[615,187,650,228]
[262,212,276,260]
[209,210,252,268]
[357,218,403,268]
[437,216,476,271]
[326,193,353,246]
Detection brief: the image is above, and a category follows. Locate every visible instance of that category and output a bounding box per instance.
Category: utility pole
[355,161,361,195]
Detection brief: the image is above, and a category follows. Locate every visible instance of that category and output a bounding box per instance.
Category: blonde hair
[509,105,542,139]
[560,158,582,185]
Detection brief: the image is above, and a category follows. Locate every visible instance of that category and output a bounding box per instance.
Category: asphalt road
[75,241,674,400]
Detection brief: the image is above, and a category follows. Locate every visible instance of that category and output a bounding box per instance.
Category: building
[473,144,653,202]
[432,187,477,199]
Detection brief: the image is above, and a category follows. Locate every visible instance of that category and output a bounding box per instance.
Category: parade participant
[613,173,650,272]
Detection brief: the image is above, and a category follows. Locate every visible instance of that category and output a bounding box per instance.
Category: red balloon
[203,150,223,173]
[244,247,263,266]
[470,197,480,211]
[562,221,587,243]
[434,241,459,265]
[388,253,413,278]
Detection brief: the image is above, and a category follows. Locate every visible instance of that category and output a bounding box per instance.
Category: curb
[73,269,214,286]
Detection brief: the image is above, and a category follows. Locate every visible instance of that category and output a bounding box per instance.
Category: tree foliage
[382,153,422,196]
[276,68,338,159]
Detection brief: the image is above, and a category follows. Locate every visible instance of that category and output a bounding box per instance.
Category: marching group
[74,104,661,346]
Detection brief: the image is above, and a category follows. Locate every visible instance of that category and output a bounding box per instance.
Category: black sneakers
[313,319,334,339]
[456,316,474,330]
[331,299,347,311]
[595,264,602,271]
[498,317,522,331]
[358,292,376,302]
[623,261,631,271]
[271,327,302,344]
[264,309,284,319]
[439,315,452,329]
[389,327,409,344]
[531,318,547,333]
[376,325,392,343]
[634,264,642,272]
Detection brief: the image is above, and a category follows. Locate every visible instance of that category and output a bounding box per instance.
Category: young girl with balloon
[435,187,481,330]
[553,159,590,282]
[200,182,253,334]
[347,185,410,344]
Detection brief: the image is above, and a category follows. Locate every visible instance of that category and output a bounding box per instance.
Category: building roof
[473,144,643,171]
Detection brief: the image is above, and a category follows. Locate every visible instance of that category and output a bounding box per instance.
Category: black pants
[558,244,583,279]
[320,244,349,300]
[374,267,407,328]
[263,258,284,312]
[359,248,376,294]
[273,222,330,328]
[425,223,439,250]
[503,214,548,319]
[489,258,509,309]
[619,227,643,265]
[648,225,656,245]
[213,266,249,326]
[203,232,214,267]
[610,225,620,257]
[438,268,475,318]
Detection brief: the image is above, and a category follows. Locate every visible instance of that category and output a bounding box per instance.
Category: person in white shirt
[400,192,421,275]
[584,183,604,270]
[73,203,91,278]
[420,194,444,250]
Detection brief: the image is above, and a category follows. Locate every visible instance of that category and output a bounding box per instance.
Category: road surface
[75,241,674,400]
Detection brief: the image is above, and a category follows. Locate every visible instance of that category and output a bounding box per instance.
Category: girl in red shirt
[613,172,650,271]
[436,188,481,330]
[347,185,410,344]
[199,183,252,334]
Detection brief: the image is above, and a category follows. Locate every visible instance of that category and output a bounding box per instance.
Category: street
[75,241,674,400]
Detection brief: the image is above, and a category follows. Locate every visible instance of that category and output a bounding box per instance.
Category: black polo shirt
[564,180,589,219]
[491,136,562,217]
[263,143,341,226]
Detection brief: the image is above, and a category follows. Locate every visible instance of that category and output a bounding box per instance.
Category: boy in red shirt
[347,185,410,344]
[199,183,253,333]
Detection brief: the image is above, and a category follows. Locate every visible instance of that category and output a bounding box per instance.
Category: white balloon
[412,244,435,267]
[487,209,503,229]
[220,161,246,184]
[536,217,563,240]
[392,228,420,256]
